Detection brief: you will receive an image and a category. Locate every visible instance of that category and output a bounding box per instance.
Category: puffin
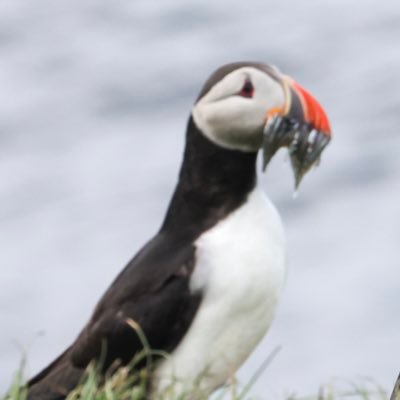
[27,62,331,400]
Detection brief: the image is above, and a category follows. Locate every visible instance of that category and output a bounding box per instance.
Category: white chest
[153,187,286,398]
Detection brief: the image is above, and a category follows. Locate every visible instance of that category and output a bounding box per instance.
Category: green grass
[1,322,281,400]
[3,363,397,400]
[2,322,397,400]
[2,354,261,400]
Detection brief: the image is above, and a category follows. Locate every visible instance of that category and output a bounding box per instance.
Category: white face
[192,67,285,152]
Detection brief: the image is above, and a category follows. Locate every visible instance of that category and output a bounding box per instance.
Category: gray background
[0,0,399,398]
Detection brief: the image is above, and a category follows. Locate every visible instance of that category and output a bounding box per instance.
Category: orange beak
[287,77,331,137]
[263,75,332,188]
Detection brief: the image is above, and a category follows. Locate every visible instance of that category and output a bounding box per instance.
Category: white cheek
[192,66,286,152]
[254,80,285,112]
[193,98,262,152]
[204,98,259,131]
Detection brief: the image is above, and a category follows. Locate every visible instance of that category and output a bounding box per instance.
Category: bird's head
[192,62,331,188]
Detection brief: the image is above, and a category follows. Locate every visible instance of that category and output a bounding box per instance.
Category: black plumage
[27,102,258,398]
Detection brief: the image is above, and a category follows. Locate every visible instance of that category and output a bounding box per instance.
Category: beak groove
[262,76,331,189]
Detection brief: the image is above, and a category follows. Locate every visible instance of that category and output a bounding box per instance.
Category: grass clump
[2,368,397,400]
[286,378,390,400]
[2,327,398,400]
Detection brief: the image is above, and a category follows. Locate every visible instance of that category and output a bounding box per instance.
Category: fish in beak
[262,75,332,189]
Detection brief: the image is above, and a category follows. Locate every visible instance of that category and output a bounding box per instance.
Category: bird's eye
[238,79,254,98]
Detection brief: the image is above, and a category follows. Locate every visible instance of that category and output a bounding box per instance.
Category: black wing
[70,232,202,369]
[28,233,202,399]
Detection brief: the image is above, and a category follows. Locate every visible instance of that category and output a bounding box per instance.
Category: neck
[160,116,258,240]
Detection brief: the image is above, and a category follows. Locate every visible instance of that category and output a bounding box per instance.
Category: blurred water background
[0,0,399,397]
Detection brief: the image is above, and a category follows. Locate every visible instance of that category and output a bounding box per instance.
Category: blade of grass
[238,345,281,399]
